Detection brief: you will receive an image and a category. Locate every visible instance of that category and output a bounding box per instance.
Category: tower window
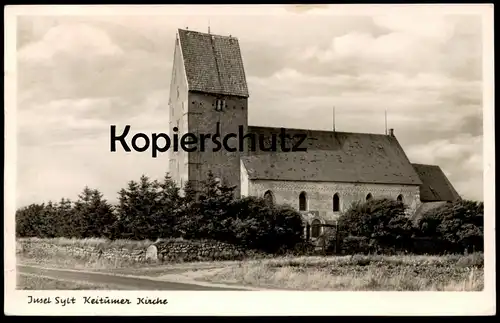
[215,99,225,111]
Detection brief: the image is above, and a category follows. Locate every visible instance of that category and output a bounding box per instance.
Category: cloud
[15,12,484,206]
[16,90,170,207]
[18,23,124,62]
[248,68,481,134]
[372,14,456,41]
[406,134,483,201]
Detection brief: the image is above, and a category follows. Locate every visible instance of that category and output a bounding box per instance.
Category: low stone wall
[17,238,267,264]
[151,239,266,262]
[17,239,146,263]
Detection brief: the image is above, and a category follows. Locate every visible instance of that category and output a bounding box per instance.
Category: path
[17,264,247,291]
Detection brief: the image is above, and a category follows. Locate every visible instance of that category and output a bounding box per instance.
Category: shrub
[176,172,236,241]
[417,199,483,253]
[337,198,414,253]
[229,196,304,254]
[340,236,372,255]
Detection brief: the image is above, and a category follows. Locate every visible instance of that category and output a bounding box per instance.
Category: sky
[15,5,485,207]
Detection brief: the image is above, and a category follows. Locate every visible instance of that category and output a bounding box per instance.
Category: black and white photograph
[4,4,495,316]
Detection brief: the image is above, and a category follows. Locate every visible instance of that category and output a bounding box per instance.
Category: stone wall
[17,239,266,264]
[152,239,265,262]
[243,177,421,223]
[17,239,146,263]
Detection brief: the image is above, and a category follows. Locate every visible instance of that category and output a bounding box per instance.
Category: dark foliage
[416,200,484,253]
[336,198,415,253]
[16,171,483,255]
[16,171,304,254]
[229,196,304,253]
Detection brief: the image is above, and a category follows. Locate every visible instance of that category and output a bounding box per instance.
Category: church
[168,28,461,239]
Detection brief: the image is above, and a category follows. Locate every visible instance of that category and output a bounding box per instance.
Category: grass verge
[17,238,485,291]
[195,254,484,291]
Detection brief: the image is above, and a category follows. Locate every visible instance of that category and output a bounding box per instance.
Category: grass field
[16,238,484,291]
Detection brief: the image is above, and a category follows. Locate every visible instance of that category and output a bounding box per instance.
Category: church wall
[241,172,421,221]
[186,91,248,197]
[169,37,190,191]
[240,159,250,197]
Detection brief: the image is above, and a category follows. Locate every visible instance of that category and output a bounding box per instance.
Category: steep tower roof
[177,28,249,98]
[412,163,461,202]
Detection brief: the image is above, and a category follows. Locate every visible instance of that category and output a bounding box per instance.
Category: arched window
[366,193,373,201]
[263,190,274,206]
[397,194,403,203]
[333,193,340,212]
[299,192,307,211]
[311,219,321,238]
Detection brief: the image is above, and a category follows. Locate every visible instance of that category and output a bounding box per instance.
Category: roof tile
[178,29,249,97]
[241,127,422,185]
[412,163,461,202]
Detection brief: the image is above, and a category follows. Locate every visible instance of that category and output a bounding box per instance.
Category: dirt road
[17,264,247,291]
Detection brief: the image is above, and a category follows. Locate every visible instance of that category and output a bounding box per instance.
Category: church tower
[168,29,249,196]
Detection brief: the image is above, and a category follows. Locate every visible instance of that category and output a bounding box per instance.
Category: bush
[341,236,372,255]
[229,197,304,254]
[176,172,236,241]
[337,198,415,253]
[417,199,483,253]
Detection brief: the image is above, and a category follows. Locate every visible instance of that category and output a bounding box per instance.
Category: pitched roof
[241,127,422,185]
[412,163,461,202]
[177,29,249,98]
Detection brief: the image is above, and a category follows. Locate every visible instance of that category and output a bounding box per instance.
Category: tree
[40,201,58,238]
[179,172,236,240]
[418,199,483,253]
[269,204,305,252]
[55,198,74,237]
[176,180,201,239]
[115,176,158,240]
[229,196,304,253]
[182,180,198,205]
[152,173,182,238]
[16,203,46,237]
[229,196,275,249]
[72,187,116,238]
[337,198,414,253]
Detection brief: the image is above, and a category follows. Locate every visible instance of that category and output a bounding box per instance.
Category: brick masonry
[169,34,248,196]
[241,162,421,224]
[186,92,248,197]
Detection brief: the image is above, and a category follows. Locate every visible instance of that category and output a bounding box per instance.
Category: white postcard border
[4,4,496,316]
